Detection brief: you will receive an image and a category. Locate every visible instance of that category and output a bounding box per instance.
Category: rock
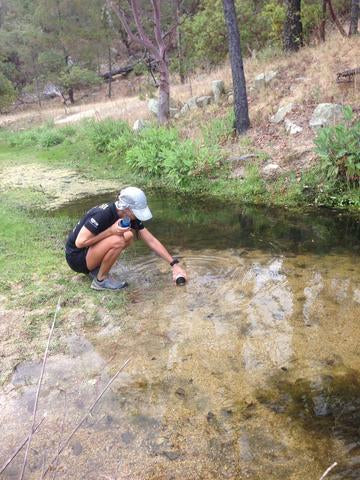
[284,118,303,135]
[163,451,181,461]
[262,163,281,179]
[212,80,225,103]
[66,335,93,357]
[43,83,62,99]
[196,95,212,108]
[175,387,186,397]
[133,119,147,132]
[309,103,344,129]
[187,96,199,110]
[169,107,179,118]
[228,94,234,104]
[254,70,278,89]
[148,98,159,116]
[270,103,294,124]
[179,103,190,116]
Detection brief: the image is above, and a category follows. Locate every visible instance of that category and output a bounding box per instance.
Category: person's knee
[123,230,134,245]
[110,235,126,250]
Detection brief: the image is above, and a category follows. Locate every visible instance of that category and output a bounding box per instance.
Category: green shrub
[0,72,16,111]
[86,119,132,153]
[125,126,221,187]
[107,131,134,159]
[59,66,101,91]
[314,107,360,187]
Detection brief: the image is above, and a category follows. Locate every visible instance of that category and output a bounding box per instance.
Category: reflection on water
[1,196,360,479]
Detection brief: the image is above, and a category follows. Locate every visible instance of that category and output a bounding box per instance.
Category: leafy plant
[314,107,360,187]
[86,119,133,153]
[0,72,16,111]
[125,126,221,187]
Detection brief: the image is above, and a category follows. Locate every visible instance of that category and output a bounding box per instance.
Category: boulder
[170,107,179,118]
[212,80,225,103]
[196,95,212,108]
[133,119,148,132]
[187,96,199,110]
[254,70,278,89]
[270,103,294,124]
[262,163,281,179]
[309,103,344,129]
[148,98,159,116]
[179,103,190,116]
[284,118,303,135]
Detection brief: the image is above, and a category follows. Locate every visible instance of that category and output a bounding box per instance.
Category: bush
[7,124,69,148]
[85,119,133,153]
[0,72,16,111]
[125,127,221,187]
[59,66,101,91]
[314,107,360,186]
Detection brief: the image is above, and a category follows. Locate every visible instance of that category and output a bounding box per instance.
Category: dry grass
[0,27,358,133]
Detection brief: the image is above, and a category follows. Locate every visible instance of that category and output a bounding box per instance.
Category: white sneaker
[91,277,128,290]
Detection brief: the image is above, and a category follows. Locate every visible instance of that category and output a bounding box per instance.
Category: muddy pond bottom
[1,202,360,480]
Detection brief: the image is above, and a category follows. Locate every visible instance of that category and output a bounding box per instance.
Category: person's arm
[139,228,187,282]
[75,221,129,248]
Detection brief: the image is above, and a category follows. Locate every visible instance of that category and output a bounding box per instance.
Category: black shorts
[65,248,89,274]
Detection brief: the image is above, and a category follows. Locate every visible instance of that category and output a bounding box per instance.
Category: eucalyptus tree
[222,0,250,134]
[106,0,179,124]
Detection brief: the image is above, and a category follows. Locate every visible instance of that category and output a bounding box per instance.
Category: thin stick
[18,297,61,480]
[319,462,338,480]
[0,417,45,475]
[41,357,131,478]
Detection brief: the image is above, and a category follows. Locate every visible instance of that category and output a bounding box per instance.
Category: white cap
[115,186,152,221]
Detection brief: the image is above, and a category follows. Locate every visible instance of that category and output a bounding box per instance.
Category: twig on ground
[319,462,338,480]
[18,297,61,480]
[41,357,131,478]
[0,417,45,475]
[52,390,67,480]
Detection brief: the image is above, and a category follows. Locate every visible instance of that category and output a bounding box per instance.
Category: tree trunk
[108,47,112,98]
[349,0,359,35]
[320,0,326,41]
[158,57,170,124]
[222,0,250,134]
[68,88,74,104]
[283,0,303,51]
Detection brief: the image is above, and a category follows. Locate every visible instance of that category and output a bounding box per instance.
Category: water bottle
[119,216,131,228]
[175,274,186,286]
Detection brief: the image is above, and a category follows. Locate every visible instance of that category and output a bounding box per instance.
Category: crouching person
[65,186,187,290]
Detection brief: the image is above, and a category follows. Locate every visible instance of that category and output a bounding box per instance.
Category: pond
[1,193,360,480]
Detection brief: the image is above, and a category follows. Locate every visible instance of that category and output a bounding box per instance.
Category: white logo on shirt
[99,203,109,210]
[90,218,99,227]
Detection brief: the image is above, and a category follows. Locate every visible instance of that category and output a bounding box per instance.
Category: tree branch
[105,0,141,47]
[326,0,347,36]
[130,0,158,57]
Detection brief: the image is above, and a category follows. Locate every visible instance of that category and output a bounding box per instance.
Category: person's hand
[172,264,187,284]
[110,220,130,236]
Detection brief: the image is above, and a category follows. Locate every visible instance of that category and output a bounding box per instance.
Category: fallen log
[336,67,360,83]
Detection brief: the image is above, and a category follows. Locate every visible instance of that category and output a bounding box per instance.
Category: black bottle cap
[176,276,186,286]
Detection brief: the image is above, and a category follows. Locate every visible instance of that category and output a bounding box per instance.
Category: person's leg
[86,231,133,280]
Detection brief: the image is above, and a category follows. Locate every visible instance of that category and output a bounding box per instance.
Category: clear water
[1,194,360,480]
